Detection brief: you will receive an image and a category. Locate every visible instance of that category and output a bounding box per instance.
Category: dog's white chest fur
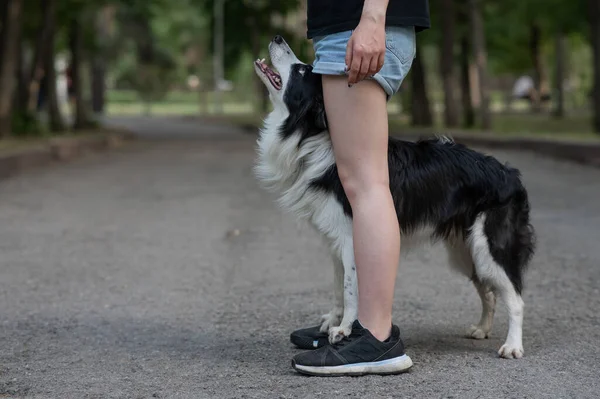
[254,108,354,250]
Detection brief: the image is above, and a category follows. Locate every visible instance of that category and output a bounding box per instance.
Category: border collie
[253,36,535,359]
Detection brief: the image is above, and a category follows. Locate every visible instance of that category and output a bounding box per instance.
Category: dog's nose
[273,35,283,44]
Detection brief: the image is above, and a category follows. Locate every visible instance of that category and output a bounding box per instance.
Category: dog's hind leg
[319,253,344,333]
[444,240,495,339]
[327,237,358,344]
[466,279,496,339]
[468,213,528,359]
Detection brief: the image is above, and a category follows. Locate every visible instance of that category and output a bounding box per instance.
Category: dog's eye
[298,68,306,76]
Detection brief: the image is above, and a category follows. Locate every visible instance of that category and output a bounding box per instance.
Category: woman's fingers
[358,53,372,82]
[347,43,365,85]
[368,55,380,77]
[377,52,385,74]
[346,35,386,84]
[345,36,353,72]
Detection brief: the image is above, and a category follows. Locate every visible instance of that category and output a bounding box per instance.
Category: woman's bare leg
[322,75,398,342]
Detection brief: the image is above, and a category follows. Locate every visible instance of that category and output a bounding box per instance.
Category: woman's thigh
[321,76,389,190]
[312,26,416,187]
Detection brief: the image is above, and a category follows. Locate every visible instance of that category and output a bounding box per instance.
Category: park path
[1,116,599,398]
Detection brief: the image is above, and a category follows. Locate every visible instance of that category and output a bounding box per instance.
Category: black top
[306,0,430,39]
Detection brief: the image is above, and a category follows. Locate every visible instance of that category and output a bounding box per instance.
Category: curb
[391,130,600,169]
[0,130,135,181]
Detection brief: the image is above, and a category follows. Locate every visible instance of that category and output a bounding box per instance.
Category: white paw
[498,343,524,359]
[466,324,490,340]
[328,324,351,344]
[319,310,342,333]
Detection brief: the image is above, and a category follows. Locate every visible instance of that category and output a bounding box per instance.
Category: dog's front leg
[328,240,358,344]
[319,254,344,333]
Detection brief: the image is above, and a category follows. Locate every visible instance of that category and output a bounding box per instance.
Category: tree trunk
[457,0,474,127]
[69,17,90,130]
[0,0,7,66]
[15,27,28,112]
[23,0,55,113]
[91,6,112,115]
[460,35,475,127]
[0,0,23,138]
[45,13,65,132]
[249,17,269,113]
[529,22,546,113]
[590,0,600,133]
[469,0,491,129]
[587,0,600,134]
[440,0,459,127]
[553,31,566,118]
[91,59,105,114]
[411,44,433,126]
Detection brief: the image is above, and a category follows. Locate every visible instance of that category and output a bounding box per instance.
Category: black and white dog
[253,36,535,359]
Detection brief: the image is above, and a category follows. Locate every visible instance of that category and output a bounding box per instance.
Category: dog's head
[254,35,327,135]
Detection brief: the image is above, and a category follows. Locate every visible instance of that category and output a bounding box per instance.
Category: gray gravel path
[1,116,599,398]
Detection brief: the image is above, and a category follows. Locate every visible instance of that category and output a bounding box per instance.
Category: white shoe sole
[292,354,413,376]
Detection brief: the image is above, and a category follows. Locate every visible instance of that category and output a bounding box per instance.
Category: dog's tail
[483,176,536,295]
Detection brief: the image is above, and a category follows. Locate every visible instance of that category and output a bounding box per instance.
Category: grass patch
[491,113,596,136]
[196,111,600,143]
[105,87,600,143]
[107,101,254,116]
[389,112,600,143]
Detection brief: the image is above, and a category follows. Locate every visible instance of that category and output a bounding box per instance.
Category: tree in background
[197,0,301,113]
[410,43,434,127]
[553,30,567,118]
[2,0,600,137]
[457,0,474,127]
[528,20,546,112]
[590,0,600,133]
[0,0,23,137]
[91,6,116,114]
[469,0,491,129]
[439,0,460,127]
[68,15,91,129]
[19,0,54,114]
[121,50,178,115]
[43,0,65,131]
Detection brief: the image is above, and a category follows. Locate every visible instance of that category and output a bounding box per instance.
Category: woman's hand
[345,11,386,85]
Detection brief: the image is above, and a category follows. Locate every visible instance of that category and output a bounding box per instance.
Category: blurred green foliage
[1,0,599,137]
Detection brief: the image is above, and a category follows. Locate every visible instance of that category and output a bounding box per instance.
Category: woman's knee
[337,164,390,205]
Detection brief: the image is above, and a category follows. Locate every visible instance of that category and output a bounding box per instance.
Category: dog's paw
[319,310,342,333]
[466,324,490,340]
[328,325,351,344]
[498,343,524,359]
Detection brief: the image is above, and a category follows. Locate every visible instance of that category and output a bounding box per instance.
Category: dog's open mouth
[255,58,282,90]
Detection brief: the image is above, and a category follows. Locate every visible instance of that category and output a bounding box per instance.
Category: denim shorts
[311,26,416,99]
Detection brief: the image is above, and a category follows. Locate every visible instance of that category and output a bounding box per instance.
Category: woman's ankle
[358,316,393,342]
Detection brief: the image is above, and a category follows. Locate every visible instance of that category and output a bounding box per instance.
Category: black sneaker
[290,325,329,349]
[291,320,413,376]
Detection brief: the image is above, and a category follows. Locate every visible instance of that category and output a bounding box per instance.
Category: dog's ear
[312,74,327,130]
[313,96,328,131]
